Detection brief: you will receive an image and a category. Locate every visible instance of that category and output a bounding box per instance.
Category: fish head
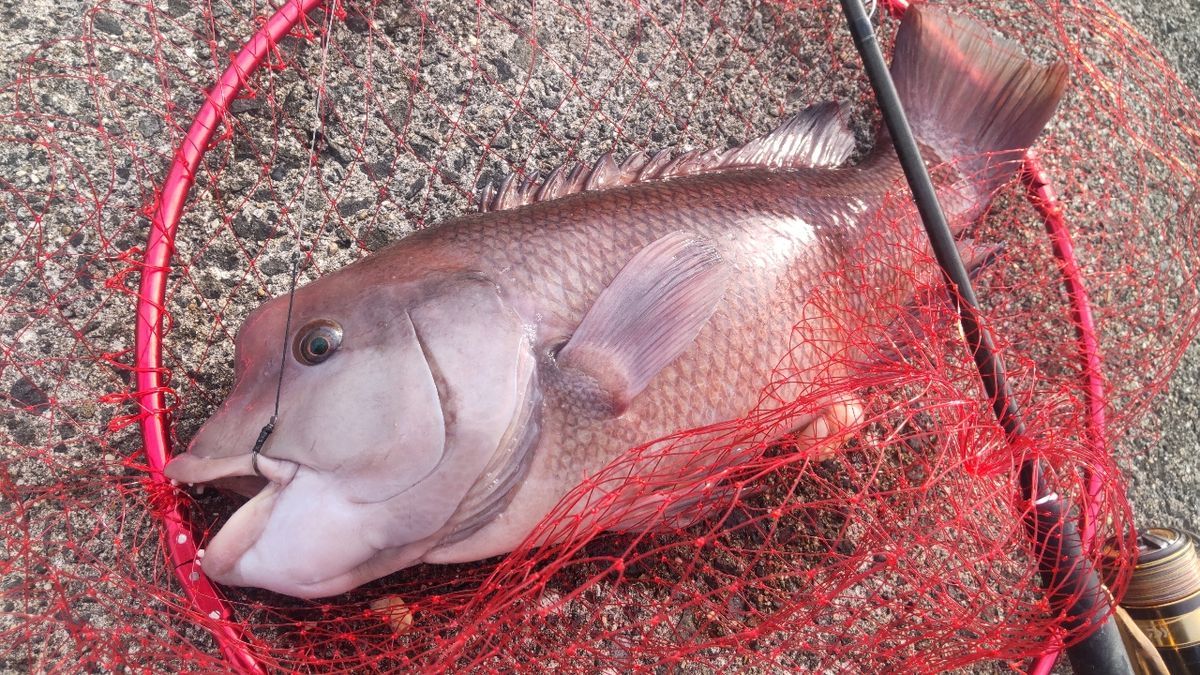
[165,265,539,598]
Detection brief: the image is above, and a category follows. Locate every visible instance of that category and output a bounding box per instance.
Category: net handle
[132,1,1112,671]
[134,0,325,671]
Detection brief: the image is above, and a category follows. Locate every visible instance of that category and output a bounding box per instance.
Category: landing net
[2,0,1197,671]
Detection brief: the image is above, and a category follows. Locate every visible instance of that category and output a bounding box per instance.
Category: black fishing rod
[836,2,1133,673]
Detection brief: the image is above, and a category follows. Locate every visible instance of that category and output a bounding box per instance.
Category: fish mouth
[210,475,270,498]
[164,451,299,497]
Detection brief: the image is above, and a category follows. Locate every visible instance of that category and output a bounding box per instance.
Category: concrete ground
[1107,0,1200,534]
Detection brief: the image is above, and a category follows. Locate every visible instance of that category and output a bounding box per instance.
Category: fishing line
[251,0,341,471]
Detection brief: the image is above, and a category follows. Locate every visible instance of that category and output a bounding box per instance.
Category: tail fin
[890,6,1068,199]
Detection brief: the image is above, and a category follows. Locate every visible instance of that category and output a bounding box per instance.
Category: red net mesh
[3,0,1198,671]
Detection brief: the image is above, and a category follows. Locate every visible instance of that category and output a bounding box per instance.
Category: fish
[164,6,1068,599]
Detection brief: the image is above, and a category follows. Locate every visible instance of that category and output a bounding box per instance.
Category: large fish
[165,6,1067,598]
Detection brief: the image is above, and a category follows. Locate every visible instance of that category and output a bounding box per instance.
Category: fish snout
[167,394,301,493]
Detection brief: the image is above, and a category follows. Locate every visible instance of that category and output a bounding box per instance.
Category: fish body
[166,6,1068,598]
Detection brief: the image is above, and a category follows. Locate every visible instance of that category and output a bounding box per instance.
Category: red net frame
[134,3,324,670]
[4,0,1197,671]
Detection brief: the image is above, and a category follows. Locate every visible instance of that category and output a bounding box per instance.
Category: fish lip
[163,452,252,485]
[163,451,299,489]
[198,481,284,584]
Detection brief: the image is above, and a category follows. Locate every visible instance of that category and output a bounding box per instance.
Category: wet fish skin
[164,6,1068,598]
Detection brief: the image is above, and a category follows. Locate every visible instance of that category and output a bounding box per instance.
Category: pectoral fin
[554,231,729,417]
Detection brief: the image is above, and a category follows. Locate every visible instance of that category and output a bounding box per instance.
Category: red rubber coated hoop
[135,1,324,671]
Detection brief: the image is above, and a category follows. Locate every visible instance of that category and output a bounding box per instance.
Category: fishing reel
[1107,527,1200,674]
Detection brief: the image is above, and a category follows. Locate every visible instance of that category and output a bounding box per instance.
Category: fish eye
[293,320,343,365]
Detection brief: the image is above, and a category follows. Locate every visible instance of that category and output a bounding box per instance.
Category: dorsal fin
[477,103,856,213]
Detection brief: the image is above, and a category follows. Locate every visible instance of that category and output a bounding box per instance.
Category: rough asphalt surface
[1108,0,1200,535]
[0,0,1197,672]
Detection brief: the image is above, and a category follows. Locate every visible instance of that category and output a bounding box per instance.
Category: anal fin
[871,239,1004,366]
